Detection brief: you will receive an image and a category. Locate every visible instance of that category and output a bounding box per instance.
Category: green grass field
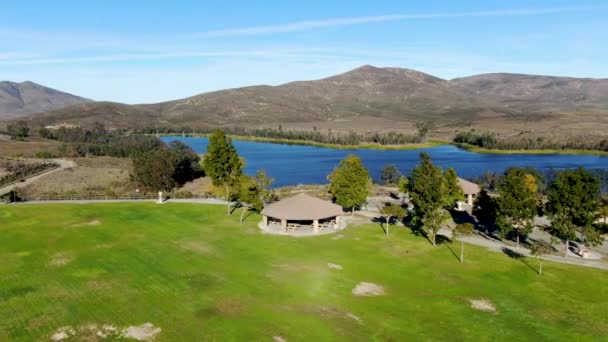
[0,203,607,341]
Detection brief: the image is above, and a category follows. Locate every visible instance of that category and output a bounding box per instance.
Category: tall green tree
[496,168,539,248]
[132,148,176,191]
[453,223,474,263]
[328,154,371,213]
[472,188,498,233]
[444,168,464,209]
[379,203,407,236]
[546,168,600,256]
[239,170,274,223]
[380,164,402,185]
[169,140,202,184]
[408,153,449,246]
[203,130,243,214]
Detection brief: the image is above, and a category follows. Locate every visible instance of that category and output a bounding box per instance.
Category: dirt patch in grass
[214,297,247,316]
[72,219,102,227]
[180,241,215,254]
[346,312,362,323]
[122,323,162,341]
[48,253,72,267]
[50,323,160,341]
[327,263,343,270]
[468,298,497,313]
[273,336,287,342]
[352,282,385,296]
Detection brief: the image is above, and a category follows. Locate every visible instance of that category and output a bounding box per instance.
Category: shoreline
[454,143,608,157]
[153,133,608,156]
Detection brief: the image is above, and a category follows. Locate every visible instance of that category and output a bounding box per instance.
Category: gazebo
[458,177,481,205]
[261,193,343,233]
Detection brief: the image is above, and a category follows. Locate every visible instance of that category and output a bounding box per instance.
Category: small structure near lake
[458,177,481,205]
[260,193,344,235]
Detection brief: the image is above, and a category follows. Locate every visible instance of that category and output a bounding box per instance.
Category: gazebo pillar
[262,215,268,228]
[281,219,287,230]
[467,194,473,205]
[334,215,341,230]
[313,219,319,233]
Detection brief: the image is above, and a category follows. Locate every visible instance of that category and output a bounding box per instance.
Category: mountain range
[0,81,91,119]
[2,65,607,137]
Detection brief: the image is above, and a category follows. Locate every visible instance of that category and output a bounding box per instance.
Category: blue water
[162,136,608,187]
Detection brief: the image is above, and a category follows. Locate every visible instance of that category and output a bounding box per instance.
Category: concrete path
[0,159,76,196]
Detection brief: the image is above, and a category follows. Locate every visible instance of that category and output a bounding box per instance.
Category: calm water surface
[162,136,608,187]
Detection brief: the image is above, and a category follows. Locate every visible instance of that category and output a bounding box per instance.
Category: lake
[162,136,608,187]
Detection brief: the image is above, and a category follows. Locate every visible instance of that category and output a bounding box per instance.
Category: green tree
[328,154,371,213]
[169,140,202,184]
[132,149,176,191]
[398,176,408,194]
[453,223,474,263]
[496,168,539,248]
[380,164,402,185]
[546,168,600,257]
[379,203,407,236]
[203,130,243,214]
[239,170,274,223]
[529,240,553,275]
[472,188,498,233]
[7,121,30,140]
[444,168,464,209]
[408,153,449,246]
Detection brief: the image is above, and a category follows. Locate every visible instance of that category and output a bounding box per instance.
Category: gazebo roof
[458,177,481,195]
[261,193,343,220]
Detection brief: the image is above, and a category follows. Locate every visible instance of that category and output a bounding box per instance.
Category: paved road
[0,159,76,196]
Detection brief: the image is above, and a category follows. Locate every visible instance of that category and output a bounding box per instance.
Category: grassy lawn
[0,203,607,341]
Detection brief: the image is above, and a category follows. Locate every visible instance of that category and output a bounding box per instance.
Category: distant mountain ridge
[0,81,91,119]
[4,66,608,137]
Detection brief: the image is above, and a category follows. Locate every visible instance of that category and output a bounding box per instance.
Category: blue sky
[1,0,607,103]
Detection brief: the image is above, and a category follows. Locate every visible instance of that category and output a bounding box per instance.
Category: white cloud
[193,5,605,37]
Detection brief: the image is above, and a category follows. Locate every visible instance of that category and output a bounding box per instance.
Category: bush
[35,151,55,159]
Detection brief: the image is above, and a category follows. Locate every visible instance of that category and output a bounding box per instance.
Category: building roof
[261,193,343,220]
[458,177,481,195]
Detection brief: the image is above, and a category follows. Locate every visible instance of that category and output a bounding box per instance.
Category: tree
[132,148,176,191]
[379,203,407,236]
[328,154,371,213]
[546,168,600,257]
[472,188,498,233]
[380,164,402,185]
[239,170,274,223]
[169,140,202,184]
[496,168,539,248]
[203,130,243,214]
[408,153,449,246]
[529,240,553,275]
[415,121,431,141]
[453,223,474,263]
[444,168,464,209]
[7,121,30,140]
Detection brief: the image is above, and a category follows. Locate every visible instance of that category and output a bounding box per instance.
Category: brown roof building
[261,193,343,233]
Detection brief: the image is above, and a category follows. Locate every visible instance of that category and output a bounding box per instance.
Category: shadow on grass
[501,247,537,274]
